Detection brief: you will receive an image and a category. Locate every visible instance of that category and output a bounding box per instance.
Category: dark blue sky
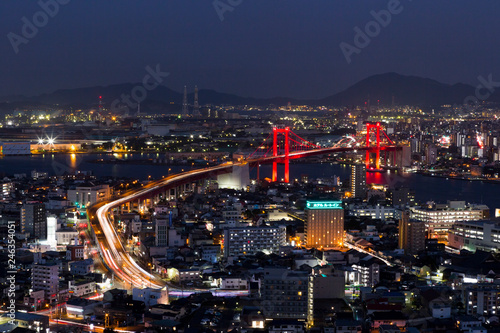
[1,0,499,99]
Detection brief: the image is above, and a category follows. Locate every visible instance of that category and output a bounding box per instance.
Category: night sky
[1,0,499,99]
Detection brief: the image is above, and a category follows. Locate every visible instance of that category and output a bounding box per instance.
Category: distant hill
[2,73,499,112]
[318,72,482,106]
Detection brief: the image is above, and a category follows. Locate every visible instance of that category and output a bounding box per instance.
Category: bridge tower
[365,123,381,169]
[365,122,394,169]
[272,127,290,183]
[249,126,321,182]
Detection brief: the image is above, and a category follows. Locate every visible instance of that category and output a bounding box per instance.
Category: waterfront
[0,153,498,212]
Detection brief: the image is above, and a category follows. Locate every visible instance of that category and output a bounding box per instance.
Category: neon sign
[306,201,342,209]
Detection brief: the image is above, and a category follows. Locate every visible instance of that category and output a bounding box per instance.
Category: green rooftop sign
[306,201,343,209]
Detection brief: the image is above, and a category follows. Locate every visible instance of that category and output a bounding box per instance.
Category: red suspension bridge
[247,123,402,182]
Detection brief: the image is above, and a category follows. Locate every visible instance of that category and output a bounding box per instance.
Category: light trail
[91,164,238,291]
[344,242,393,266]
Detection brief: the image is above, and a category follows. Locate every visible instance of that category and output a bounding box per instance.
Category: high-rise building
[350,164,366,198]
[305,200,344,248]
[44,216,58,249]
[21,202,47,239]
[398,211,425,255]
[155,218,168,247]
[261,268,308,319]
[31,263,59,301]
[307,265,345,326]
[410,137,421,154]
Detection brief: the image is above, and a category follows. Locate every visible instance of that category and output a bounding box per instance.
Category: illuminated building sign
[306,201,342,209]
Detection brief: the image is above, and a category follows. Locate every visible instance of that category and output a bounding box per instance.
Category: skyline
[1,1,500,99]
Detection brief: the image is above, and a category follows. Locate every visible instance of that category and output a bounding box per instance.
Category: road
[89,162,239,291]
[344,242,393,266]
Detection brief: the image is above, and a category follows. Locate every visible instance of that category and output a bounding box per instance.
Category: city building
[261,268,308,319]
[21,202,47,239]
[463,284,500,316]
[66,244,85,260]
[68,280,96,297]
[67,184,111,208]
[410,201,488,242]
[9,312,49,332]
[348,204,396,221]
[69,259,94,275]
[305,200,344,248]
[132,287,169,308]
[174,268,202,284]
[425,143,438,164]
[31,263,59,302]
[0,142,31,155]
[31,170,48,179]
[268,209,293,221]
[398,211,426,255]
[389,187,415,207]
[155,218,169,247]
[334,319,362,333]
[448,220,500,252]
[43,215,58,249]
[0,181,15,200]
[352,257,380,287]
[218,276,248,290]
[65,298,100,319]
[455,315,485,332]
[56,227,78,245]
[222,205,243,221]
[268,320,305,333]
[223,225,287,257]
[307,265,345,326]
[350,164,366,198]
[199,244,221,263]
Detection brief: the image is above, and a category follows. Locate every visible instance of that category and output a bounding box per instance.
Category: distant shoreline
[416,171,500,185]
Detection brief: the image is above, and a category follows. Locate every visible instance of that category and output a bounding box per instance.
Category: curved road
[88,162,238,291]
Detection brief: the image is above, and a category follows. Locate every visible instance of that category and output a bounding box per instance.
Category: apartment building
[223,225,286,258]
[410,201,488,242]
